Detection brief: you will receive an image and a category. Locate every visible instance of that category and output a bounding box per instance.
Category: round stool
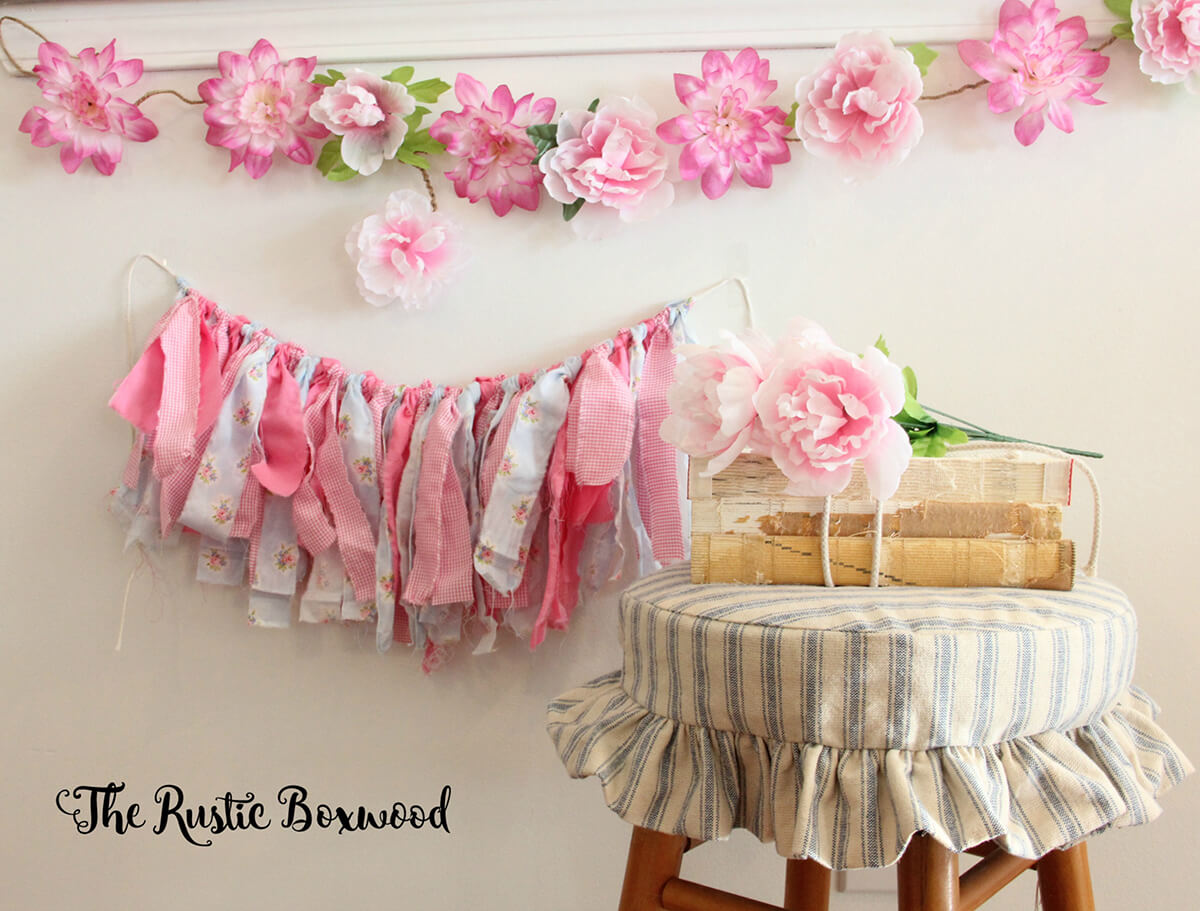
[546,565,1191,910]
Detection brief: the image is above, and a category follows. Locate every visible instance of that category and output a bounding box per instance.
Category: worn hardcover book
[691,498,1063,539]
[691,534,1075,590]
[688,452,1073,506]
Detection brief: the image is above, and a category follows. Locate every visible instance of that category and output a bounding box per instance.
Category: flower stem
[134,88,203,106]
[934,418,1104,460]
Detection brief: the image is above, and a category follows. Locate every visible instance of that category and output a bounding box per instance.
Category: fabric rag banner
[107,281,693,672]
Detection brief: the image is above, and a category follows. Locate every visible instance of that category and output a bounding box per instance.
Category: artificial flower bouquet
[661,320,1087,590]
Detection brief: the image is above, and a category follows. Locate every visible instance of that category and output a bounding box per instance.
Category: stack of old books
[688,449,1075,591]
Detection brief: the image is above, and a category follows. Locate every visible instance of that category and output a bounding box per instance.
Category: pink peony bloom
[309,69,416,175]
[540,96,674,232]
[18,40,158,175]
[1132,0,1200,91]
[429,74,556,216]
[197,38,328,178]
[753,324,910,500]
[657,48,791,199]
[958,0,1109,146]
[660,329,777,475]
[345,189,461,309]
[794,33,924,170]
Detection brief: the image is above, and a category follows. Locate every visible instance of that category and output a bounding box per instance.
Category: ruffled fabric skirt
[547,672,1191,869]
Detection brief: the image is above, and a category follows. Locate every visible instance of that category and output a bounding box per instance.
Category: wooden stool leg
[784,857,831,911]
[1036,843,1095,911]
[897,834,960,911]
[618,826,688,911]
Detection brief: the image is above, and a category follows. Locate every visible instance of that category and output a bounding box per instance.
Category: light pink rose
[309,69,416,175]
[794,33,923,171]
[345,189,461,309]
[540,96,674,231]
[660,330,777,475]
[1132,0,1200,91]
[753,331,910,500]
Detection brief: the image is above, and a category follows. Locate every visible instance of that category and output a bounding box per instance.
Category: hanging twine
[0,15,49,76]
[418,166,439,211]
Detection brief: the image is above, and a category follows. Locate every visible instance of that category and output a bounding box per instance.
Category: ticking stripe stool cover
[546,565,1191,870]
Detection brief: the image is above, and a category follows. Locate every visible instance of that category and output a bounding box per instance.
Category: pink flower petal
[1013,107,1045,145]
[248,38,279,74]
[243,150,274,178]
[957,40,1010,82]
[59,140,86,174]
[861,419,911,501]
[454,72,488,108]
[110,57,144,88]
[1046,98,1074,133]
[699,160,734,199]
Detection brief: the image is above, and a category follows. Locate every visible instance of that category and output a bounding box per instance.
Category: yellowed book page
[692,534,1075,590]
[691,498,1062,539]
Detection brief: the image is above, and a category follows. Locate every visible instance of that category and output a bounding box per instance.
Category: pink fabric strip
[291,364,337,556]
[316,373,378,602]
[567,343,635,487]
[634,316,684,564]
[158,332,259,536]
[251,349,306,497]
[404,393,471,606]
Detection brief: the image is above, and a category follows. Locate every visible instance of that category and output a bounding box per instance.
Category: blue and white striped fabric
[546,565,1191,869]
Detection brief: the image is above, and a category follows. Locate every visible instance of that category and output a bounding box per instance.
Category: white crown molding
[0,1,1120,73]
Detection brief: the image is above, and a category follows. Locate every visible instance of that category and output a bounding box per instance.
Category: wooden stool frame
[617,827,1096,911]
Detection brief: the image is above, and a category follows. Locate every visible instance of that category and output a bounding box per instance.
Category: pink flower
[657,48,791,199]
[308,68,416,175]
[1132,0,1200,91]
[753,323,910,500]
[345,189,460,309]
[540,96,674,234]
[794,33,924,171]
[18,40,158,175]
[958,0,1109,146]
[430,74,556,216]
[660,329,777,476]
[197,38,328,178]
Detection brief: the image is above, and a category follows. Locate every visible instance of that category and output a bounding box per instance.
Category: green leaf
[533,139,555,164]
[1112,21,1134,38]
[900,395,932,423]
[902,366,918,400]
[873,334,890,357]
[402,106,432,133]
[587,97,599,113]
[783,101,799,130]
[407,77,451,103]
[316,137,357,181]
[313,73,336,87]
[934,424,970,445]
[401,128,445,157]
[1104,0,1133,21]
[527,123,558,142]
[384,65,415,84]
[907,42,939,77]
[562,199,585,221]
[395,147,430,170]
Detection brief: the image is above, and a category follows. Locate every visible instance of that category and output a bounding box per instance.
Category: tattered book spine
[689,452,1076,591]
[692,535,1075,590]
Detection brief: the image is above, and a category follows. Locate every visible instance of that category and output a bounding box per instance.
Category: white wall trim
[1,1,1120,73]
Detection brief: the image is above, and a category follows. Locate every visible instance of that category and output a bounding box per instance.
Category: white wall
[1,15,1197,911]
